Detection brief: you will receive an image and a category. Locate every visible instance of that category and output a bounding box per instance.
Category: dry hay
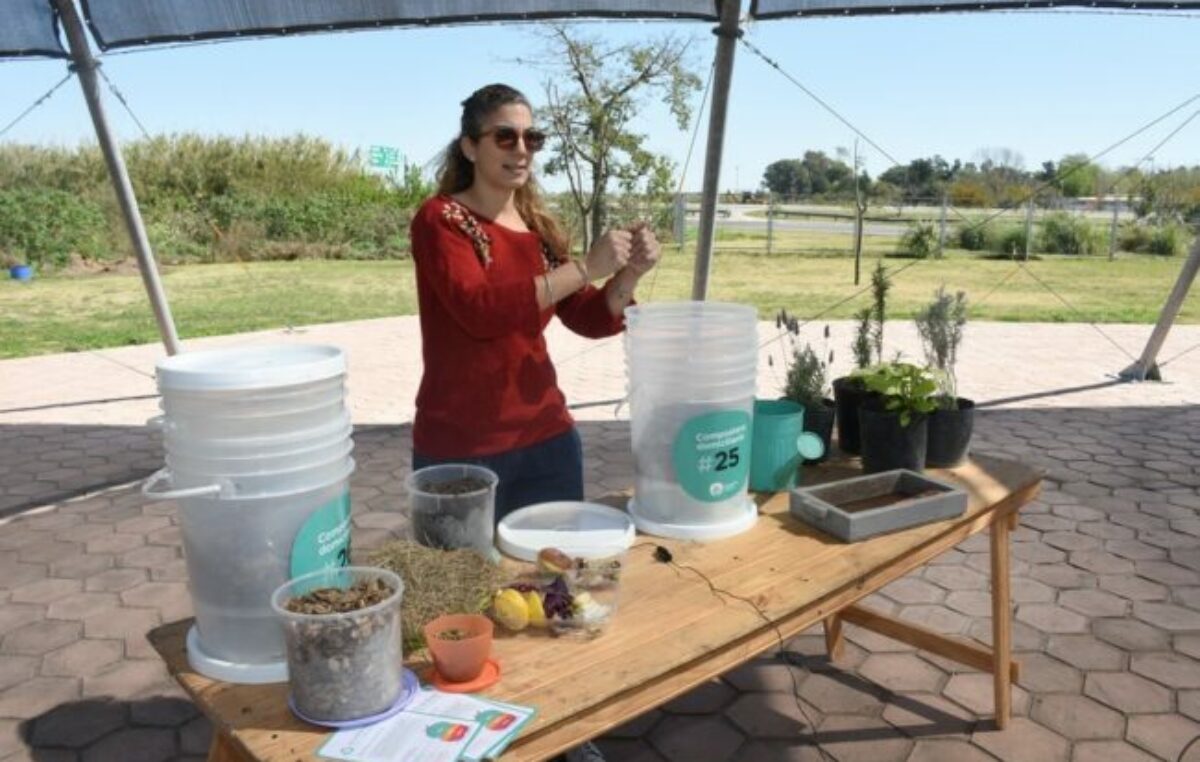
[368,540,505,651]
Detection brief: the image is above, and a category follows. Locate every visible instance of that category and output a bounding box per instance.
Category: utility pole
[1108,201,1119,261]
[1023,197,1035,261]
[766,193,775,255]
[937,192,948,258]
[852,139,866,285]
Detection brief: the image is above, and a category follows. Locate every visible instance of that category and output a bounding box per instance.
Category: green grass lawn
[1,247,1195,359]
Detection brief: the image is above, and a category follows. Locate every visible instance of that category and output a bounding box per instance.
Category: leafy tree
[527,25,702,251]
[762,151,856,199]
[1055,153,1100,198]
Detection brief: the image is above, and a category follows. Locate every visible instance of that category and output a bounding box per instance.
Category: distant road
[689,204,907,237]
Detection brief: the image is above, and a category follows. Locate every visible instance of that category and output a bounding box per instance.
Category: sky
[1,8,1198,194]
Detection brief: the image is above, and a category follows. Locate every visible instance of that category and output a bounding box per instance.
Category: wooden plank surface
[149,453,1041,762]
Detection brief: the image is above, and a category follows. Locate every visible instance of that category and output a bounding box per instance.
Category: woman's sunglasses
[481,126,547,152]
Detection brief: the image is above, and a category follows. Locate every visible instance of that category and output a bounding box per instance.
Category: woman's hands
[626,222,661,276]
[582,222,662,284]
[583,230,632,282]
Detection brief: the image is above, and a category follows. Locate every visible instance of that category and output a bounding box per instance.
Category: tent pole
[1120,234,1200,381]
[691,0,741,301]
[53,0,182,355]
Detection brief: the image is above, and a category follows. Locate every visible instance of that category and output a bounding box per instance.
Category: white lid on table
[496,501,635,562]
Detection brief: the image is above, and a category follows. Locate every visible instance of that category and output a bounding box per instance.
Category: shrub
[899,221,937,259]
[956,221,993,251]
[992,226,1028,257]
[1148,224,1188,256]
[0,189,109,267]
[1037,212,1098,255]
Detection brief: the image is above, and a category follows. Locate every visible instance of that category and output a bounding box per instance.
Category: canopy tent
[2,0,1197,379]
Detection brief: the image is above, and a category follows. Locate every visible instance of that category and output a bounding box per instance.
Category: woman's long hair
[435,83,570,263]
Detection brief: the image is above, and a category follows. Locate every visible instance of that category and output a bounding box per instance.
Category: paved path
[0,316,1198,761]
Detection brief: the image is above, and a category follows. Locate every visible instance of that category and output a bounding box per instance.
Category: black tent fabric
[79,0,720,51]
[1,0,66,59]
[751,0,1200,17]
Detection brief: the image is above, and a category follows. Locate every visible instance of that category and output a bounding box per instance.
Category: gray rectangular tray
[789,469,968,542]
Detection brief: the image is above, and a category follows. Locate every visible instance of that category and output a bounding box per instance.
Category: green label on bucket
[672,410,752,503]
[290,491,352,578]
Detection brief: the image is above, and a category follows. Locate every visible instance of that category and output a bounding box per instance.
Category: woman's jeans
[412,427,584,523]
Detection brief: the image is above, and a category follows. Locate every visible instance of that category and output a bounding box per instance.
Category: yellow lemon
[492,588,529,631]
[523,590,547,628]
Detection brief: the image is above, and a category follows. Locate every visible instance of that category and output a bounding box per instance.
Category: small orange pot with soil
[423,613,494,686]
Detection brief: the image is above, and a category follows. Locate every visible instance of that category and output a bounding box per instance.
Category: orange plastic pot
[423,613,493,684]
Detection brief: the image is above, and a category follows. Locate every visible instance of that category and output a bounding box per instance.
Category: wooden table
[149,453,1041,761]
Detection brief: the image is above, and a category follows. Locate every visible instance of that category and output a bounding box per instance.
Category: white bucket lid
[157,345,346,392]
[496,501,635,562]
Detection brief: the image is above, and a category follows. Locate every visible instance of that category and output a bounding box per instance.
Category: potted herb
[858,362,938,473]
[777,317,835,464]
[915,287,973,467]
[833,262,891,455]
[422,613,494,684]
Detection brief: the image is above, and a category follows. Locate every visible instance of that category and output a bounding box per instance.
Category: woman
[409,83,661,521]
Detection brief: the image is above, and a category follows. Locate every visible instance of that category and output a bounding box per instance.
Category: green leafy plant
[860,362,938,427]
[1037,212,1098,255]
[914,286,968,405]
[870,261,891,364]
[783,344,829,408]
[775,312,832,407]
[852,307,873,370]
[899,221,937,259]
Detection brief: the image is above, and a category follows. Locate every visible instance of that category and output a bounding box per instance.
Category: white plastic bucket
[161,376,345,418]
[146,459,356,676]
[157,399,347,439]
[166,448,354,497]
[624,302,758,540]
[166,435,351,477]
[158,411,352,459]
[148,344,356,682]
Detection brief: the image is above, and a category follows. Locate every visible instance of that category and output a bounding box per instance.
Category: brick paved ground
[0,316,1198,761]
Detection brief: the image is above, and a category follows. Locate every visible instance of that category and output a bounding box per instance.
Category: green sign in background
[671,410,752,503]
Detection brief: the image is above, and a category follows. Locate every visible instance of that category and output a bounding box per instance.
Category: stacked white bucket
[143,346,354,684]
[625,302,759,540]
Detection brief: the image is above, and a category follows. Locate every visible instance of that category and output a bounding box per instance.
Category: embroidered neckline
[440,196,566,273]
[441,198,492,267]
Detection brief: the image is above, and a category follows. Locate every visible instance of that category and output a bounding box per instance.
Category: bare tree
[522,25,701,251]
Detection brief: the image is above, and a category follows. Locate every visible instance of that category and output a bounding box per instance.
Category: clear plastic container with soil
[405,464,499,560]
[271,567,405,723]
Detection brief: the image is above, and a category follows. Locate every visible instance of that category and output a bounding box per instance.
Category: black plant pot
[832,377,869,455]
[926,397,975,468]
[801,398,836,465]
[859,404,928,474]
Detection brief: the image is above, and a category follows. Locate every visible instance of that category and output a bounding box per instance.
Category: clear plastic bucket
[405,464,499,559]
[167,452,353,498]
[160,411,352,459]
[165,460,356,668]
[272,567,404,722]
[167,437,353,479]
[625,302,758,540]
[158,399,347,439]
[161,377,345,418]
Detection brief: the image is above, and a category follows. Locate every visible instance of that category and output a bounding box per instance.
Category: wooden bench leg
[991,514,1013,730]
[824,614,844,661]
